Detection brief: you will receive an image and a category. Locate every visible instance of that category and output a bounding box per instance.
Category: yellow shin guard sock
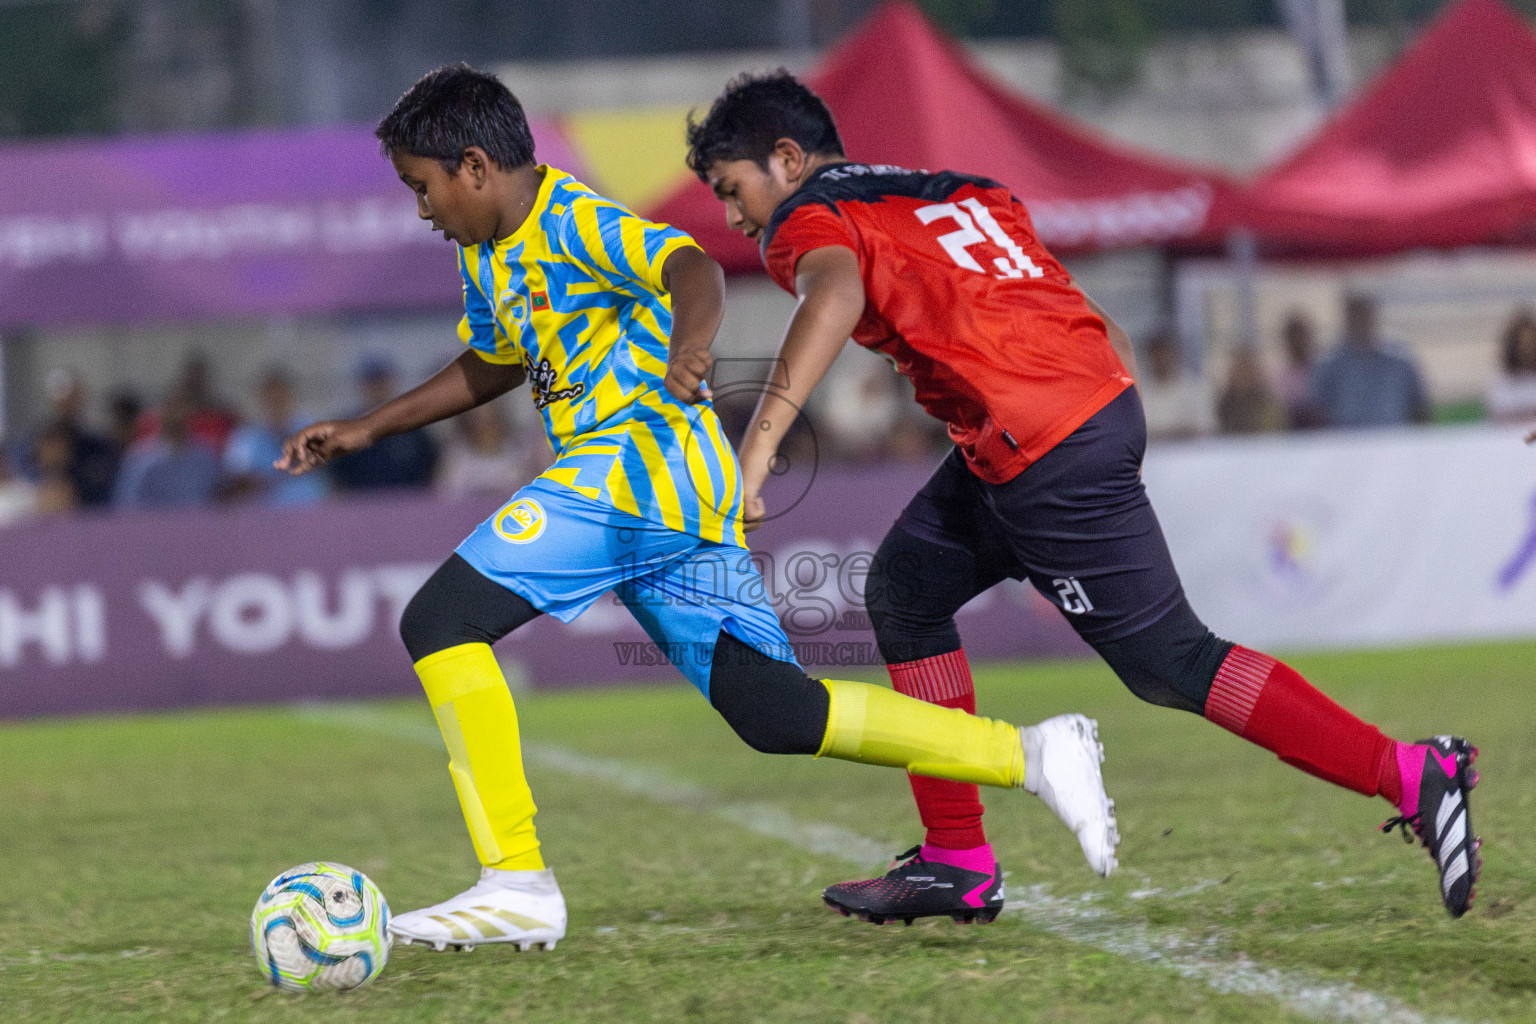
[816,679,1026,788]
[414,643,544,871]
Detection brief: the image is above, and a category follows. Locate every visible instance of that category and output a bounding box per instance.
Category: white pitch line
[0,948,159,970]
[292,702,890,867]
[297,703,1464,1024]
[1002,888,1441,1024]
[528,742,891,867]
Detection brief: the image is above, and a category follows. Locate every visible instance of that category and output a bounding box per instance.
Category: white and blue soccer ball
[250,862,391,992]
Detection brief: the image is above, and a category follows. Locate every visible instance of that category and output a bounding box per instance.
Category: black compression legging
[399,553,830,754]
[398,553,541,662]
[707,632,829,754]
[866,524,1234,715]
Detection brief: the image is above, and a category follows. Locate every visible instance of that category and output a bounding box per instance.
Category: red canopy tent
[647,1,1244,273]
[1242,0,1536,254]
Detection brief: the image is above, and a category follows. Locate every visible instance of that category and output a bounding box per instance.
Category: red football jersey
[762,163,1133,484]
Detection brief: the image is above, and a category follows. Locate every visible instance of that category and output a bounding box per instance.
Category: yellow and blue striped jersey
[457,166,744,546]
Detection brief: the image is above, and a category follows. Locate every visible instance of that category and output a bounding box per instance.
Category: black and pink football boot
[1381,736,1482,918]
[822,844,1004,925]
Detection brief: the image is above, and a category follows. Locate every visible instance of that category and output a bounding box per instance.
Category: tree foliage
[1053,0,1155,102]
[0,2,123,139]
[919,0,1535,102]
[914,0,999,34]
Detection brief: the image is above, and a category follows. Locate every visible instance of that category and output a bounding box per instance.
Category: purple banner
[0,463,1087,719]
[0,122,590,328]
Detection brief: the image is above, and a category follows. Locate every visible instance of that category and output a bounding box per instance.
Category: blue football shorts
[455,478,798,695]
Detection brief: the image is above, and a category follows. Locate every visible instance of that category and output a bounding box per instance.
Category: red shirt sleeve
[763,203,858,293]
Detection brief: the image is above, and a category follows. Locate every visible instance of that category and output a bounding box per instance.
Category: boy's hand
[739,457,771,533]
[1527,426,1536,445]
[275,419,375,475]
[665,349,713,403]
[742,487,767,533]
[660,247,724,404]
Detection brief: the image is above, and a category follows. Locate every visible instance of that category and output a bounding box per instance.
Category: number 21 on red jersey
[915,197,1044,280]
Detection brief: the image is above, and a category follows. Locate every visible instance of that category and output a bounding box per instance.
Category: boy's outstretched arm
[738,244,865,530]
[661,246,726,403]
[275,350,526,475]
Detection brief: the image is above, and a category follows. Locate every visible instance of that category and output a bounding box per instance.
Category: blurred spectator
[822,361,968,462]
[1485,308,1536,424]
[887,409,948,461]
[329,354,439,492]
[820,360,903,462]
[0,443,38,527]
[222,367,327,506]
[1136,328,1214,440]
[22,369,120,507]
[134,353,239,454]
[33,424,82,516]
[1216,348,1286,435]
[437,401,547,497]
[108,392,144,453]
[714,386,817,471]
[1275,313,1326,430]
[1312,295,1429,427]
[112,394,221,509]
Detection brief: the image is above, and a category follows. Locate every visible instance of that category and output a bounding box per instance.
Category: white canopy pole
[1277,0,1352,107]
[1227,229,1260,352]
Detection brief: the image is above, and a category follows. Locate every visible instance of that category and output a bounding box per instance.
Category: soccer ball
[250,862,391,992]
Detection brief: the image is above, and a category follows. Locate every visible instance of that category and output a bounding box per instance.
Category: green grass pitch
[2,640,1534,1023]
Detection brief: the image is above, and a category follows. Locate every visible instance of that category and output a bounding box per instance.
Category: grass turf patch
[1,639,1533,1022]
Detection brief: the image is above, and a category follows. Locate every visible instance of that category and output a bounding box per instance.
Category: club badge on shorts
[494,498,546,544]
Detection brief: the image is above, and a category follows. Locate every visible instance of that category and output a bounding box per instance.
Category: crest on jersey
[493,498,546,544]
[497,289,529,325]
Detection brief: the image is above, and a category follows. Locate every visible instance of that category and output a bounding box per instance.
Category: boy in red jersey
[688,71,1483,921]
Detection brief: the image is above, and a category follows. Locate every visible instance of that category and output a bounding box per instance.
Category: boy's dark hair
[686,70,843,179]
[376,63,535,171]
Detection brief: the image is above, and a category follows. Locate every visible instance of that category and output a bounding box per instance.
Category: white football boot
[389,867,567,952]
[1020,714,1119,877]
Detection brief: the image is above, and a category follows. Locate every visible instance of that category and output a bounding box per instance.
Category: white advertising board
[1145,424,1536,650]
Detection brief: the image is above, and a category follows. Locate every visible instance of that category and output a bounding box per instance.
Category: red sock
[889,649,987,850]
[1206,646,1400,804]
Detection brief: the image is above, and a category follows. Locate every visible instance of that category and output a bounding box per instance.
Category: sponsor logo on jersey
[529,358,586,410]
[822,163,923,181]
[494,498,547,544]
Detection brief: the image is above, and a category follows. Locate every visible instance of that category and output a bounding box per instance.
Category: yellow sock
[414,643,544,871]
[816,679,1025,788]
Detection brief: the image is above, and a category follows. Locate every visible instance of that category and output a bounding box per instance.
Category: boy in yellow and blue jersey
[278,64,1118,951]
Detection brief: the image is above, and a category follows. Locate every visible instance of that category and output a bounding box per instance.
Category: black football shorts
[894,387,1185,646]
